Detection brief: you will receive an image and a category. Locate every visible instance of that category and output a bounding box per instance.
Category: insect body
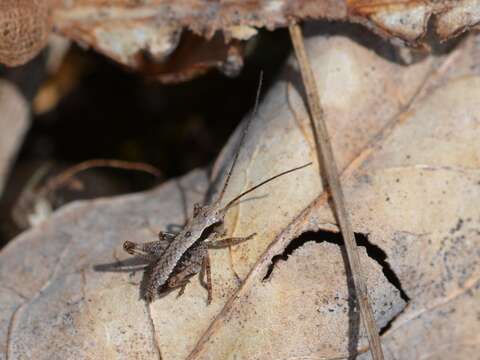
[123,75,311,303]
[124,163,309,303]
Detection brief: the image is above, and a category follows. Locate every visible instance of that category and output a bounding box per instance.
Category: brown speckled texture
[0,0,50,66]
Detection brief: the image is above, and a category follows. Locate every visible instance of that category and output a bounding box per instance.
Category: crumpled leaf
[3,1,480,74]
[1,24,480,359]
[48,0,480,72]
[142,32,245,83]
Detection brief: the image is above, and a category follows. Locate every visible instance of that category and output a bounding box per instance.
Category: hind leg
[199,253,213,304]
[123,231,176,259]
[167,257,203,297]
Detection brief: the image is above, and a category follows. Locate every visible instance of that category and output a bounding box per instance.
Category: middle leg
[207,233,257,249]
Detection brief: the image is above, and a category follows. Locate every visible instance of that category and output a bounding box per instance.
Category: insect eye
[185,231,191,237]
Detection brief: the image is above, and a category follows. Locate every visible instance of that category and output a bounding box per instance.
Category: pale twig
[288,23,384,360]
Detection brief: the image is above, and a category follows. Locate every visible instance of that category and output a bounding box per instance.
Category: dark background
[0,29,291,246]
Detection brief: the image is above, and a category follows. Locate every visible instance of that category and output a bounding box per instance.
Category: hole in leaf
[263,230,409,304]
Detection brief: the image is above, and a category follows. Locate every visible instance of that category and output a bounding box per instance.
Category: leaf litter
[1,23,480,359]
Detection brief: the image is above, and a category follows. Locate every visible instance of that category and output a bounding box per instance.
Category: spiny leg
[177,282,189,297]
[168,271,196,298]
[168,257,202,288]
[228,246,242,285]
[207,233,256,249]
[123,241,166,260]
[123,231,176,259]
[200,253,213,305]
[166,241,206,299]
[123,241,156,260]
[208,233,256,285]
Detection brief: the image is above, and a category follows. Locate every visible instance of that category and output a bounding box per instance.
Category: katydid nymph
[123,74,311,303]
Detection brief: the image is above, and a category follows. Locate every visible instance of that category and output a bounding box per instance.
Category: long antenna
[222,162,312,211]
[217,71,264,203]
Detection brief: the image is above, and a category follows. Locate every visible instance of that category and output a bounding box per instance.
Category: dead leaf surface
[46,0,480,74]
[1,25,480,359]
[4,1,480,72]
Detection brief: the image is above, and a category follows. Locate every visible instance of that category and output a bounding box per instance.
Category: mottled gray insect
[124,75,311,303]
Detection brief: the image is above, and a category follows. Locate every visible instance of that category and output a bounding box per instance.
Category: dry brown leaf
[1,25,480,359]
[141,32,245,83]
[46,0,480,72]
[3,0,480,74]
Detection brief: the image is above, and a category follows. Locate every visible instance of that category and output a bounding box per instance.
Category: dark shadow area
[0,49,48,101]
[303,20,466,65]
[0,28,292,247]
[23,29,290,179]
[303,21,402,64]
[93,256,150,273]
